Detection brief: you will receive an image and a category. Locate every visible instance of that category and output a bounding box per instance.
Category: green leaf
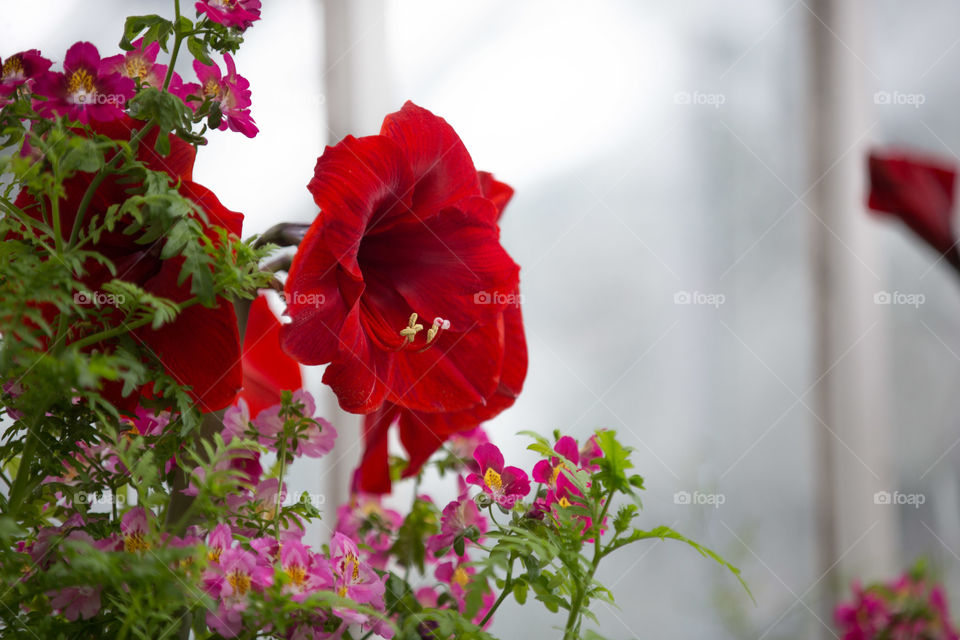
[619,525,753,602]
[187,36,214,65]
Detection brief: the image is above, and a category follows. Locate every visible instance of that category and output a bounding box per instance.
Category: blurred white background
[9,1,960,637]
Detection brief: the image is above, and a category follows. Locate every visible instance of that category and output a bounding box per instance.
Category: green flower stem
[162,0,184,92]
[563,487,615,640]
[479,554,515,628]
[7,418,40,516]
[69,295,203,350]
[274,431,287,541]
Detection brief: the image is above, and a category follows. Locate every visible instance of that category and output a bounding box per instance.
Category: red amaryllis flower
[238,295,302,417]
[13,116,243,412]
[281,101,525,492]
[868,149,958,258]
[354,171,527,492]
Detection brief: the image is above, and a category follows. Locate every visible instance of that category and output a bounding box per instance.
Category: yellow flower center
[124,56,150,80]
[484,467,503,493]
[287,564,307,586]
[208,548,222,563]
[227,570,251,596]
[558,496,571,508]
[67,68,96,102]
[203,78,221,98]
[337,585,348,597]
[124,532,149,553]
[360,501,383,517]
[451,566,470,587]
[2,56,24,79]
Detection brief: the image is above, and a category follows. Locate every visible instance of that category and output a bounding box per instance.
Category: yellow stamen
[337,585,348,597]
[124,56,150,80]
[208,548,222,563]
[483,467,503,493]
[451,566,470,587]
[203,78,220,98]
[558,496,571,508]
[124,532,149,553]
[2,56,24,79]
[67,69,95,96]
[287,564,307,586]
[227,570,252,596]
[398,312,423,343]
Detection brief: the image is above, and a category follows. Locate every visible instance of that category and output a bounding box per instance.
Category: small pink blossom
[196,0,262,30]
[335,494,403,568]
[465,443,530,508]
[427,493,488,557]
[48,585,101,621]
[33,42,134,123]
[252,390,336,458]
[0,49,52,105]
[191,53,257,137]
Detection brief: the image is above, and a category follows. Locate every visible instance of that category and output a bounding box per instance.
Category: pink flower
[446,426,490,468]
[435,558,495,625]
[196,0,262,30]
[532,435,581,487]
[120,507,152,552]
[100,39,167,89]
[279,540,333,600]
[252,390,336,458]
[427,494,487,557]
[33,42,134,123]
[335,494,403,568]
[191,53,257,137]
[48,585,101,621]
[125,406,170,436]
[204,547,273,638]
[330,533,385,606]
[466,443,530,508]
[0,49,51,104]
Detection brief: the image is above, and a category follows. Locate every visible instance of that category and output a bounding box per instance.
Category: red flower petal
[305,134,414,279]
[478,171,514,219]
[868,150,957,255]
[380,101,482,215]
[239,296,302,417]
[180,179,243,238]
[134,260,242,412]
[354,403,399,493]
[361,197,518,331]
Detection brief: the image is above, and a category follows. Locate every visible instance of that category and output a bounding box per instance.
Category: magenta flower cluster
[836,570,959,640]
[2,38,257,135]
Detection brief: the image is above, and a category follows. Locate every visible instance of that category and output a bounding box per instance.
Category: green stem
[479,554,515,627]
[274,433,287,541]
[7,424,39,515]
[163,0,184,92]
[562,488,615,640]
[70,296,203,350]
